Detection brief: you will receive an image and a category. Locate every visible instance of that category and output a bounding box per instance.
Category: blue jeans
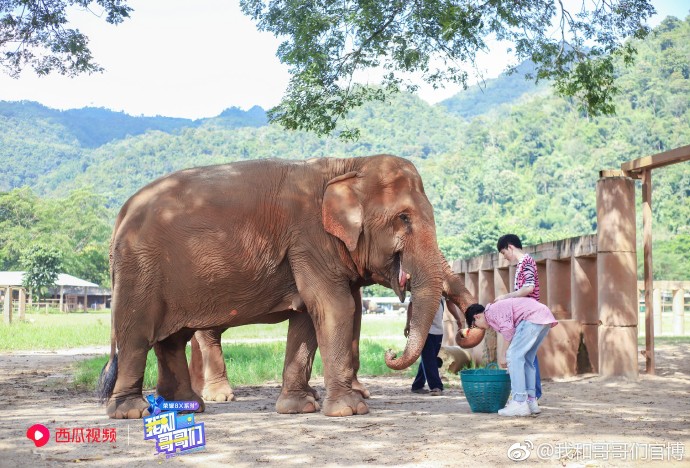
[535,355,542,399]
[412,334,443,391]
[506,321,550,402]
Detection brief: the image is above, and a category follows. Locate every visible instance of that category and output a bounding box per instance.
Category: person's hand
[499,358,507,368]
[494,294,507,302]
[404,325,410,338]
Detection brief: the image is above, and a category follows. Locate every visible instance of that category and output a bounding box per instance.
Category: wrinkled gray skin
[100,154,459,418]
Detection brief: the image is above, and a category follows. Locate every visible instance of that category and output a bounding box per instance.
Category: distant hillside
[0,16,688,281]
[202,105,268,129]
[439,60,549,119]
[0,101,268,149]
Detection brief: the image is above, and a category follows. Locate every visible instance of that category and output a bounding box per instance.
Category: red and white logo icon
[26,424,50,447]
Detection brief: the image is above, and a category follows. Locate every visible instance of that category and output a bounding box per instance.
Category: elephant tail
[97,320,118,403]
[98,263,118,403]
[97,352,118,404]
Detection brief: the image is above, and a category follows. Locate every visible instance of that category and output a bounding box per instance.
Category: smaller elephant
[189,289,371,412]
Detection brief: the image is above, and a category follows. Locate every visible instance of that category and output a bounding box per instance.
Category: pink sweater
[485,297,558,342]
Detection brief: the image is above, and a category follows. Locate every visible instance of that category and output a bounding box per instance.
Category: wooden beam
[642,169,655,375]
[622,144,690,175]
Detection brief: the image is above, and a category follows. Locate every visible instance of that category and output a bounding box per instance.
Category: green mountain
[439,60,550,119]
[1,15,689,284]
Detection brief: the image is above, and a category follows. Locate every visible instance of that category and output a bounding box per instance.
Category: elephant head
[322,155,446,370]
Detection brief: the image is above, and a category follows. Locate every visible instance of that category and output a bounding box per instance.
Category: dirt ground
[0,343,688,468]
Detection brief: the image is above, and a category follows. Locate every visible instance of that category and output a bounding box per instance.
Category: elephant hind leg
[276,312,320,414]
[107,339,151,419]
[154,329,205,413]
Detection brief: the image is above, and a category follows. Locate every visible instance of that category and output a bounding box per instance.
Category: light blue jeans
[506,321,551,402]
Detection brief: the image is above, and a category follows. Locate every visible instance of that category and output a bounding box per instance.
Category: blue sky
[0,0,687,119]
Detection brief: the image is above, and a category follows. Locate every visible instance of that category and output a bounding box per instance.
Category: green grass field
[4,311,688,390]
[0,311,412,389]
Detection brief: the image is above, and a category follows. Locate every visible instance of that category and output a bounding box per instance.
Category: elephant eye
[398,213,411,225]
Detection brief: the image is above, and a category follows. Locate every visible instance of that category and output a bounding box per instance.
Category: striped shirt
[484,297,558,342]
[515,254,540,301]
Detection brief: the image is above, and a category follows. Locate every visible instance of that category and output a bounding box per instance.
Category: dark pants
[411,333,443,391]
[535,355,542,399]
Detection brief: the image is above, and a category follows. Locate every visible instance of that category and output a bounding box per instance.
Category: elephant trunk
[441,263,476,316]
[385,255,444,370]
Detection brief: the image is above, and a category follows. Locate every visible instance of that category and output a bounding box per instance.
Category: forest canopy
[0,15,688,288]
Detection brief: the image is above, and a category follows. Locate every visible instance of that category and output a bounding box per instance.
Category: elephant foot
[322,392,369,417]
[107,395,151,419]
[202,380,236,403]
[352,378,371,399]
[276,390,321,414]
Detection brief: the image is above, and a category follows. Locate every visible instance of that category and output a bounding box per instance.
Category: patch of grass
[637,335,690,345]
[75,338,416,391]
[0,313,110,351]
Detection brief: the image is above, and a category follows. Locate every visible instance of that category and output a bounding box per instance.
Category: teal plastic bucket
[460,363,511,413]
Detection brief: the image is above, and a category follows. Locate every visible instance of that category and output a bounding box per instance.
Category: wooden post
[18,288,26,321]
[642,169,654,374]
[3,287,11,324]
[673,289,685,336]
[59,285,64,312]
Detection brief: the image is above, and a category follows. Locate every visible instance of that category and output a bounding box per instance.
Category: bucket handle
[486,362,500,370]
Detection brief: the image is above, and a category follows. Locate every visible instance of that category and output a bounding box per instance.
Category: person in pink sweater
[465,298,558,416]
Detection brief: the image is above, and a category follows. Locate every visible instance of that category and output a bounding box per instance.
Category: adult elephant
[189,270,475,407]
[98,154,458,418]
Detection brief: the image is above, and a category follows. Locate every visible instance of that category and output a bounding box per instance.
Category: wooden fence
[638,281,690,336]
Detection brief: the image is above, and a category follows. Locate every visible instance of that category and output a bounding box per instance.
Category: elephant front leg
[315,297,369,417]
[276,312,320,414]
[350,287,370,399]
[190,329,236,402]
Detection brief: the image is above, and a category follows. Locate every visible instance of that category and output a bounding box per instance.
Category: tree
[21,245,63,300]
[241,0,656,138]
[0,0,131,77]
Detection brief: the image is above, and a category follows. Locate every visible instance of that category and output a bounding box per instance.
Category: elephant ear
[322,171,362,251]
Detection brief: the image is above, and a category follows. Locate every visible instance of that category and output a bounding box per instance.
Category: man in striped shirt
[495,234,543,401]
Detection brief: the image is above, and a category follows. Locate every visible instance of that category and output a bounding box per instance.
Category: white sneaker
[527,399,541,414]
[498,400,531,417]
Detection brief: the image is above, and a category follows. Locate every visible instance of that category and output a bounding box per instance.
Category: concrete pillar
[653,288,662,336]
[536,262,548,305]
[508,265,516,293]
[494,268,509,298]
[673,289,685,336]
[572,256,598,324]
[477,270,494,305]
[547,259,572,319]
[465,272,478,300]
[18,288,26,321]
[3,287,12,324]
[597,176,638,378]
[478,270,496,363]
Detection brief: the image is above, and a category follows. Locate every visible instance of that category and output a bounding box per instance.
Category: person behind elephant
[405,297,463,396]
[495,233,544,401]
[465,299,557,416]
